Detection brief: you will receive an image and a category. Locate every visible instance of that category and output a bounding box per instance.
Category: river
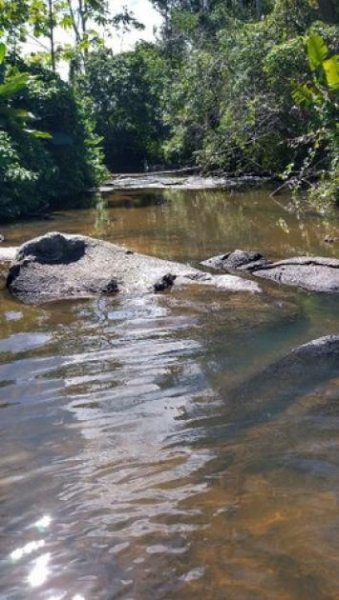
[1,187,339,599]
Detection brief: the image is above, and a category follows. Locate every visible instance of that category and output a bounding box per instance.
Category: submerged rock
[203,249,339,293]
[237,335,339,409]
[221,335,339,427]
[7,232,260,304]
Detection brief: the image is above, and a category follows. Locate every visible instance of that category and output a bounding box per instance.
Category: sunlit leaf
[0,73,29,98]
[307,32,328,71]
[61,15,73,29]
[12,108,30,119]
[0,105,29,120]
[323,56,339,91]
[0,42,6,64]
[25,129,52,139]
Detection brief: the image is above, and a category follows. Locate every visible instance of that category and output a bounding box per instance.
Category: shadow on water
[1,187,339,599]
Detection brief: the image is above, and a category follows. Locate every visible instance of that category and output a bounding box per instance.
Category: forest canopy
[0,0,338,220]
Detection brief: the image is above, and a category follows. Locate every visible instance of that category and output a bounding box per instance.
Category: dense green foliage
[80,43,167,171]
[78,0,338,202]
[0,51,105,221]
[152,0,338,200]
[292,31,339,203]
[0,0,338,222]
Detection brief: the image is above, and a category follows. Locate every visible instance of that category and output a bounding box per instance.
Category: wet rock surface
[7,232,260,304]
[202,249,270,272]
[0,247,18,262]
[203,249,339,293]
[253,256,339,293]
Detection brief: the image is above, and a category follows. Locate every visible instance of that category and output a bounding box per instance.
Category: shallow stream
[1,188,339,599]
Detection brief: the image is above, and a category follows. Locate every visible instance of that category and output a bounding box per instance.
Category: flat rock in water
[254,256,339,293]
[7,232,261,304]
[202,249,339,293]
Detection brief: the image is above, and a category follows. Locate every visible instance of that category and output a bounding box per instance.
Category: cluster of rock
[2,233,339,303]
[4,232,260,304]
[202,249,339,293]
[1,232,339,404]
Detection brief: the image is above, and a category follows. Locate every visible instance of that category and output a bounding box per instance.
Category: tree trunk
[47,0,56,72]
[256,0,262,19]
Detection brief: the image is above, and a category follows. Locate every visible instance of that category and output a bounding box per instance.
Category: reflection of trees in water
[162,188,339,260]
[161,189,251,260]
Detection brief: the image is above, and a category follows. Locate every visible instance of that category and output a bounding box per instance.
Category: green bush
[0,60,105,222]
[25,66,106,205]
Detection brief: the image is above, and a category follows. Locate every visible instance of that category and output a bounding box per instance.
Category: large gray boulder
[6,232,261,304]
[202,249,339,293]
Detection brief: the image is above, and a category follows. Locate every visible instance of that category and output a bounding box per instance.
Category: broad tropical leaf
[0,106,29,119]
[0,73,29,98]
[323,56,339,91]
[25,129,52,139]
[307,32,328,71]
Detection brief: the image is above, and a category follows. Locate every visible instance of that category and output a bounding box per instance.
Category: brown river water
[1,188,339,599]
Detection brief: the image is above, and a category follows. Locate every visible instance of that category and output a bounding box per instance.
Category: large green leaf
[0,73,29,98]
[307,32,328,71]
[25,129,52,139]
[0,43,6,64]
[323,56,339,91]
[0,106,29,119]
